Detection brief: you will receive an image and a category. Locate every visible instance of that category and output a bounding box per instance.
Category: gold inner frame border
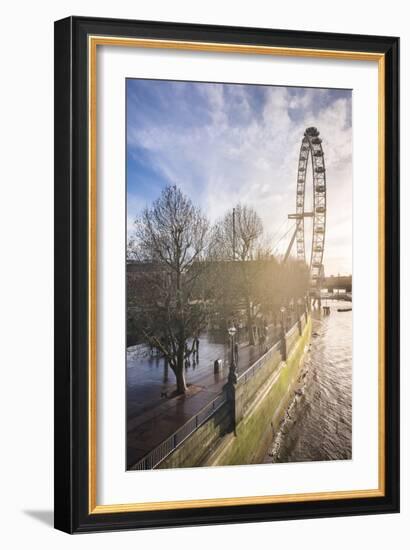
[87,35,386,514]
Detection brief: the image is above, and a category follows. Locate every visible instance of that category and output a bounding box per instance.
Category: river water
[263,299,352,463]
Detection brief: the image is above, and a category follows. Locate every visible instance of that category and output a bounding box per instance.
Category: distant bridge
[322,275,352,292]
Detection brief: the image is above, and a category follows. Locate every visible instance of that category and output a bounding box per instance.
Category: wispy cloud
[127,80,352,275]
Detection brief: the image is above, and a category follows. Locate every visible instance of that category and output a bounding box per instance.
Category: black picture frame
[54,15,399,534]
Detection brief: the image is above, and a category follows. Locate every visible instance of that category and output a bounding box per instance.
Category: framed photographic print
[54,16,399,533]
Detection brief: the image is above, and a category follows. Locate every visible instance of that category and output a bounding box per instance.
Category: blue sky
[127,79,352,275]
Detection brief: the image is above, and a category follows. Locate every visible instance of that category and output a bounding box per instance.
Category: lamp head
[228,326,237,337]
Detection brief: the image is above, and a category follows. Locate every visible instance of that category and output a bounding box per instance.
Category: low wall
[205,316,312,466]
[286,322,301,352]
[235,344,283,425]
[158,398,232,469]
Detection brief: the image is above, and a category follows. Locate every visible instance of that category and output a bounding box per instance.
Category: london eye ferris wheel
[284,127,326,290]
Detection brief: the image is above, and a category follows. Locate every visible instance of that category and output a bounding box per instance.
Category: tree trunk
[174,266,187,395]
[175,364,187,394]
[175,345,187,394]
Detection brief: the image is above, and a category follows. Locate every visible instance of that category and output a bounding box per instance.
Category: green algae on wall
[205,316,312,467]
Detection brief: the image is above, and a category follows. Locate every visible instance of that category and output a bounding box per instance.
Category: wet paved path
[127,327,281,468]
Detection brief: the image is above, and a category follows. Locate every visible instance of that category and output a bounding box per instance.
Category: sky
[126,79,352,276]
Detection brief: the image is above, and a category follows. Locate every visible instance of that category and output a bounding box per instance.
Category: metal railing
[237,340,281,385]
[286,322,299,339]
[237,316,302,386]
[130,392,227,470]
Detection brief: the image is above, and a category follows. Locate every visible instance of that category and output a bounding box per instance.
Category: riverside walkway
[127,327,281,468]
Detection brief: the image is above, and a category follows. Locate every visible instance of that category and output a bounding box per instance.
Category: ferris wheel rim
[295,126,326,286]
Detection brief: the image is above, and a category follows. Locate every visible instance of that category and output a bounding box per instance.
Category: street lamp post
[227,325,238,384]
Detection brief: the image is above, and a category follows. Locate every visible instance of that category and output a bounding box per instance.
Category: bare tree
[128,185,210,394]
[211,204,270,344]
[127,236,138,261]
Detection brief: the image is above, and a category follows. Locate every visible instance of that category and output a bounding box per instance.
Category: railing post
[224,377,238,435]
[304,296,309,323]
[281,324,287,361]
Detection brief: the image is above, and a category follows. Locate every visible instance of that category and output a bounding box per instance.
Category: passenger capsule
[305,127,320,137]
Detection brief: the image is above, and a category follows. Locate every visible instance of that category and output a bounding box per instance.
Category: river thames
[264,299,352,463]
